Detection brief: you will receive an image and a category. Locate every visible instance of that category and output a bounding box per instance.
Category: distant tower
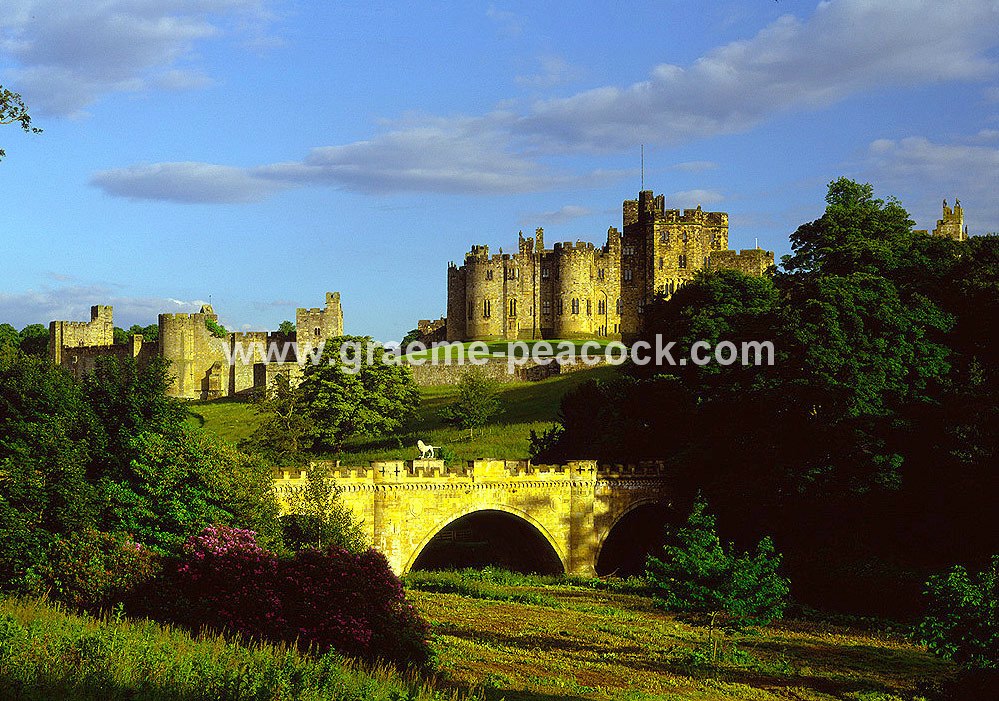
[296,292,344,348]
[932,199,967,241]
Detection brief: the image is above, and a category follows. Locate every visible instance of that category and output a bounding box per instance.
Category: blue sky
[2,0,997,340]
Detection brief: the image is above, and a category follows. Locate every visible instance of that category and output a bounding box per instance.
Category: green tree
[205,318,228,338]
[919,556,999,669]
[440,367,503,438]
[241,373,309,463]
[283,461,366,553]
[646,498,789,638]
[0,85,41,160]
[277,320,296,336]
[0,356,96,593]
[128,323,159,342]
[300,336,420,452]
[18,323,49,357]
[401,327,422,347]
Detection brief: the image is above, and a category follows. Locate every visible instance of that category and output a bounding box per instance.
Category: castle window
[638,301,645,314]
[597,299,606,315]
[614,323,619,334]
[542,267,550,279]
[597,268,604,280]
[678,254,687,269]
[542,300,551,315]
[658,256,664,270]
[623,244,636,256]
[624,268,633,282]
[506,267,518,280]
[486,269,493,280]
[509,299,517,317]
[483,299,491,318]
[616,297,623,314]
[571,298,580,315]
[682,231,688,242]
[314,327,321,337]
[586,299,592,315]
[660,232,668,243]
[557,299,564,316]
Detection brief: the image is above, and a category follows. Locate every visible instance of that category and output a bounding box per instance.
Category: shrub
[154,525,430,668]
[918,555,998,669]
[43,529,158,611]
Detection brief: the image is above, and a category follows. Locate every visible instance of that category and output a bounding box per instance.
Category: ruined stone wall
[296,291,343,352]
[158,306,230,400]
[49,305,114,365]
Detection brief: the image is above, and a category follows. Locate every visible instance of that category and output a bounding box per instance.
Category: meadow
[186,363,620,463]
[0,572,952,701]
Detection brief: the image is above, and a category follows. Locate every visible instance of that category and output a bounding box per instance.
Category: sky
[1,0,997,341]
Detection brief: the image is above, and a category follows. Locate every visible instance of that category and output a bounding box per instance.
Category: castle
[49,292,343,400]
[914,199,968,241]
[445,189,775,342]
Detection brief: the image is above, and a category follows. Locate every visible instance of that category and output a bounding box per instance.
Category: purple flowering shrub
[44,528,158,610]
[158,525,430,668]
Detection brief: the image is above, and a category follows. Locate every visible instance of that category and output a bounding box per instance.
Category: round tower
[553,242,594,339]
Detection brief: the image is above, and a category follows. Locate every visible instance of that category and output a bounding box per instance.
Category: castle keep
[446,189,774,342]
[49,292,343,400]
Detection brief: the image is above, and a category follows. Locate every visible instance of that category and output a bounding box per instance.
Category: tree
[401,327,422,347]
[0,85,41,161]
[128,323,159,342]
[300,336,420,452]
[18,323,49,357]
[919,556,999,669]
[645,497,789,649]
[277,320,296,336]
[241,373,309,464]
[284,461,366,552]
[440,367,503,438]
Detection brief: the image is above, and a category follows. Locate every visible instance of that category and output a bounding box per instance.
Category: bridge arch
[403,504,569,574]
[595,497,671,576]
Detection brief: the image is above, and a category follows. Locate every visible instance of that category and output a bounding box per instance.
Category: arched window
[509,299,517,317]
[571,298,580,315]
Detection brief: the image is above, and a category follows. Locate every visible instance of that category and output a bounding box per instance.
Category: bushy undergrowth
[137,526,430,668]
[404,567,648,607]
[0,597,465,701]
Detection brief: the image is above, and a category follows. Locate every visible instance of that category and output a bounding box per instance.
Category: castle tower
[932,199,967,241]
[553,242,596,339]
[296,291,344,349]
[49,304,114,365]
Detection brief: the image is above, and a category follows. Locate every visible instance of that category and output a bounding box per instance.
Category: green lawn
[405,571,953,701]
[185,364,620,463]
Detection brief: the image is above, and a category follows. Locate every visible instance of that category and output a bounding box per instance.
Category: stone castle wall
[50,292,344,400]
[445,188,773,343]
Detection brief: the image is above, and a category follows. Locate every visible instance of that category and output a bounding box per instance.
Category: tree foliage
[241,373,309,464]
[0,85,41,160]
[282,461,366,553]
[919,556,999,669]
[300,336,420,452]
[440,367,503,438]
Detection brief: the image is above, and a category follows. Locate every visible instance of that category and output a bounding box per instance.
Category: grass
[0,597,469,701]
[185,364,620,462]
[403,569,955,701]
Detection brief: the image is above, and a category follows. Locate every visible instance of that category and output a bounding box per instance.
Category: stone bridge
[273,459,671,576]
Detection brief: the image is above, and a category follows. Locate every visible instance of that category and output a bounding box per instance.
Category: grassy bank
[186,364,618,462]
[404,569,953,701]
[0,597,466,701]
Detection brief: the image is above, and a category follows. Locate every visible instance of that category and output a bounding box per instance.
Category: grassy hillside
[186,364,619,463]
[1,574,952,701]
[406,570,952,701]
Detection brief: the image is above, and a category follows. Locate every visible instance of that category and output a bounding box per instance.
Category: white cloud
[515,56,580,89]
[867,135,999,232]
[89,0,999,201]
[670,161,718,173]
[519,205,594,226]
[0,283,205,329]
[0,0,274,116]
[90,162,290,203]
[667,189,725,209]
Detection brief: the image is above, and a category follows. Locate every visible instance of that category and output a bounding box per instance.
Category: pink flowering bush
[153,525,430,668]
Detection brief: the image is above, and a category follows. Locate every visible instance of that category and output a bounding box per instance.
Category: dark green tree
[283,461,367,552]
[0,357,96,593]
[300,336,420,452]
[0,85,41,160]
[241,372,309,464]
[128,323,159,342]
[277,320,296,336]
[18,323,48,357]
[919,556,999,669]
[440,367,503,438]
